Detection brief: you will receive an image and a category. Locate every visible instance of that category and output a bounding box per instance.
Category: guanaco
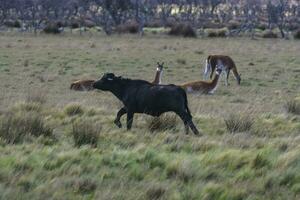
[181,66,222,94]
[70,63,164,91]
[152,62,164,84]
[70,79,95,91]
[204,55,241,85]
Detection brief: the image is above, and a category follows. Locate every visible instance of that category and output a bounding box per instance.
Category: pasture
[0,33,300,199]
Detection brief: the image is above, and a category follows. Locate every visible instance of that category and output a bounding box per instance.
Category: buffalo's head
[93,73,120,91]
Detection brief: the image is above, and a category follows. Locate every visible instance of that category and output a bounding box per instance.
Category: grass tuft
[146,183,166,200]
[0,111,53,144]
[146,114,179,133]
[71,119,101,147]
[64,103,84,116]
[224,113,254,133]
[284,99,300,115]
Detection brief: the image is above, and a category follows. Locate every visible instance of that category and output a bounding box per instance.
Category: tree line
[0,0,299,37]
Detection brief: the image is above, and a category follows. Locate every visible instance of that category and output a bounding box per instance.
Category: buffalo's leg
[178,112,191,135]
[114,107,127,128]
[126,112,134,130]
[187,120,201,136]
[178,112,201,136]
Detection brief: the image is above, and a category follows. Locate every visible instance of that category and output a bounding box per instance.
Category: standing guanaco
[204,55,241,85]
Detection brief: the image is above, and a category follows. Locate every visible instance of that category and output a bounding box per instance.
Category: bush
[227,20,241,30]
[224,113,254,133]
[257,23,268,31]
[116,21,139,34]
[71,119,101,147]
[293,29,300,39]
[205,28,228,37]
[0,111,53,144]
[146,114,179,133]
[4,20,21,28]
[284,99,300,115]
[70,21,80,29]
[168,23,197,38]
[262,30,278,38]
[64,103,84,116]
[43,23,61,34]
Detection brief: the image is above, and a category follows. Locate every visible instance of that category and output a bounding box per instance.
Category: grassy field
[0,33,300,200]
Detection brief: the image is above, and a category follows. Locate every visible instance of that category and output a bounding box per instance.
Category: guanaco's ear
[157,62,160,66]
[161,62,164,66]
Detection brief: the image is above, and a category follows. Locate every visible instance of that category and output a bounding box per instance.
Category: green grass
[0,33,299,199]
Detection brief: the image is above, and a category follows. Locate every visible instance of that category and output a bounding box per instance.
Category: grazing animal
[92,73,201,135]
[70,63,164,91]
[204,55,241,85]
[70,79,95,91]
[181,66,222,94]
[152,62,164,84]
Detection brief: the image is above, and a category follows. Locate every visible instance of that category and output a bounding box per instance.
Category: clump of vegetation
[284,99,300,115]
[0,111,53,144]
[205,28,228,37]
[4,20,21,28]
[146,114,179,133]
[116,21,139,34]
[176,58,186,65]
[168,23,197,38]
[71,119,101,147]
[262,30,278,38]
[224,113,254,133]
[145,183,166,199]
[227,20,241,30]
[72,178,97,194]
[64,103,84,116]
[43,23,61,34]
[293,29,300,39]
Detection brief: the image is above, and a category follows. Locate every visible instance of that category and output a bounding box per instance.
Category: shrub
[262,30,278,38]
[146,114,179,133]
[293,29,300,39]
[284,99,300,115]
[168,23,197,38]
[4,20,21,28]
[116,21,139,34]
[224,113,254,133]
[257,23,268,31]
[70,21,80,29]
[43,23,61,34]
[64,103,84,116]
[71,119,101,147]
[0,111,53,144]
[205,28,228,37]
[227,20,241,30]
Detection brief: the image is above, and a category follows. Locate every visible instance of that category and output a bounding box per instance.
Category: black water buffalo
[93,73,201,135]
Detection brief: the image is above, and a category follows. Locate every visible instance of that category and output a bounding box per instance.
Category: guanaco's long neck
[209,73,220,90]
[152,69,163,84]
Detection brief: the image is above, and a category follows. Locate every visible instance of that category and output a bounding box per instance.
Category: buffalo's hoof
[114,120,122,128]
